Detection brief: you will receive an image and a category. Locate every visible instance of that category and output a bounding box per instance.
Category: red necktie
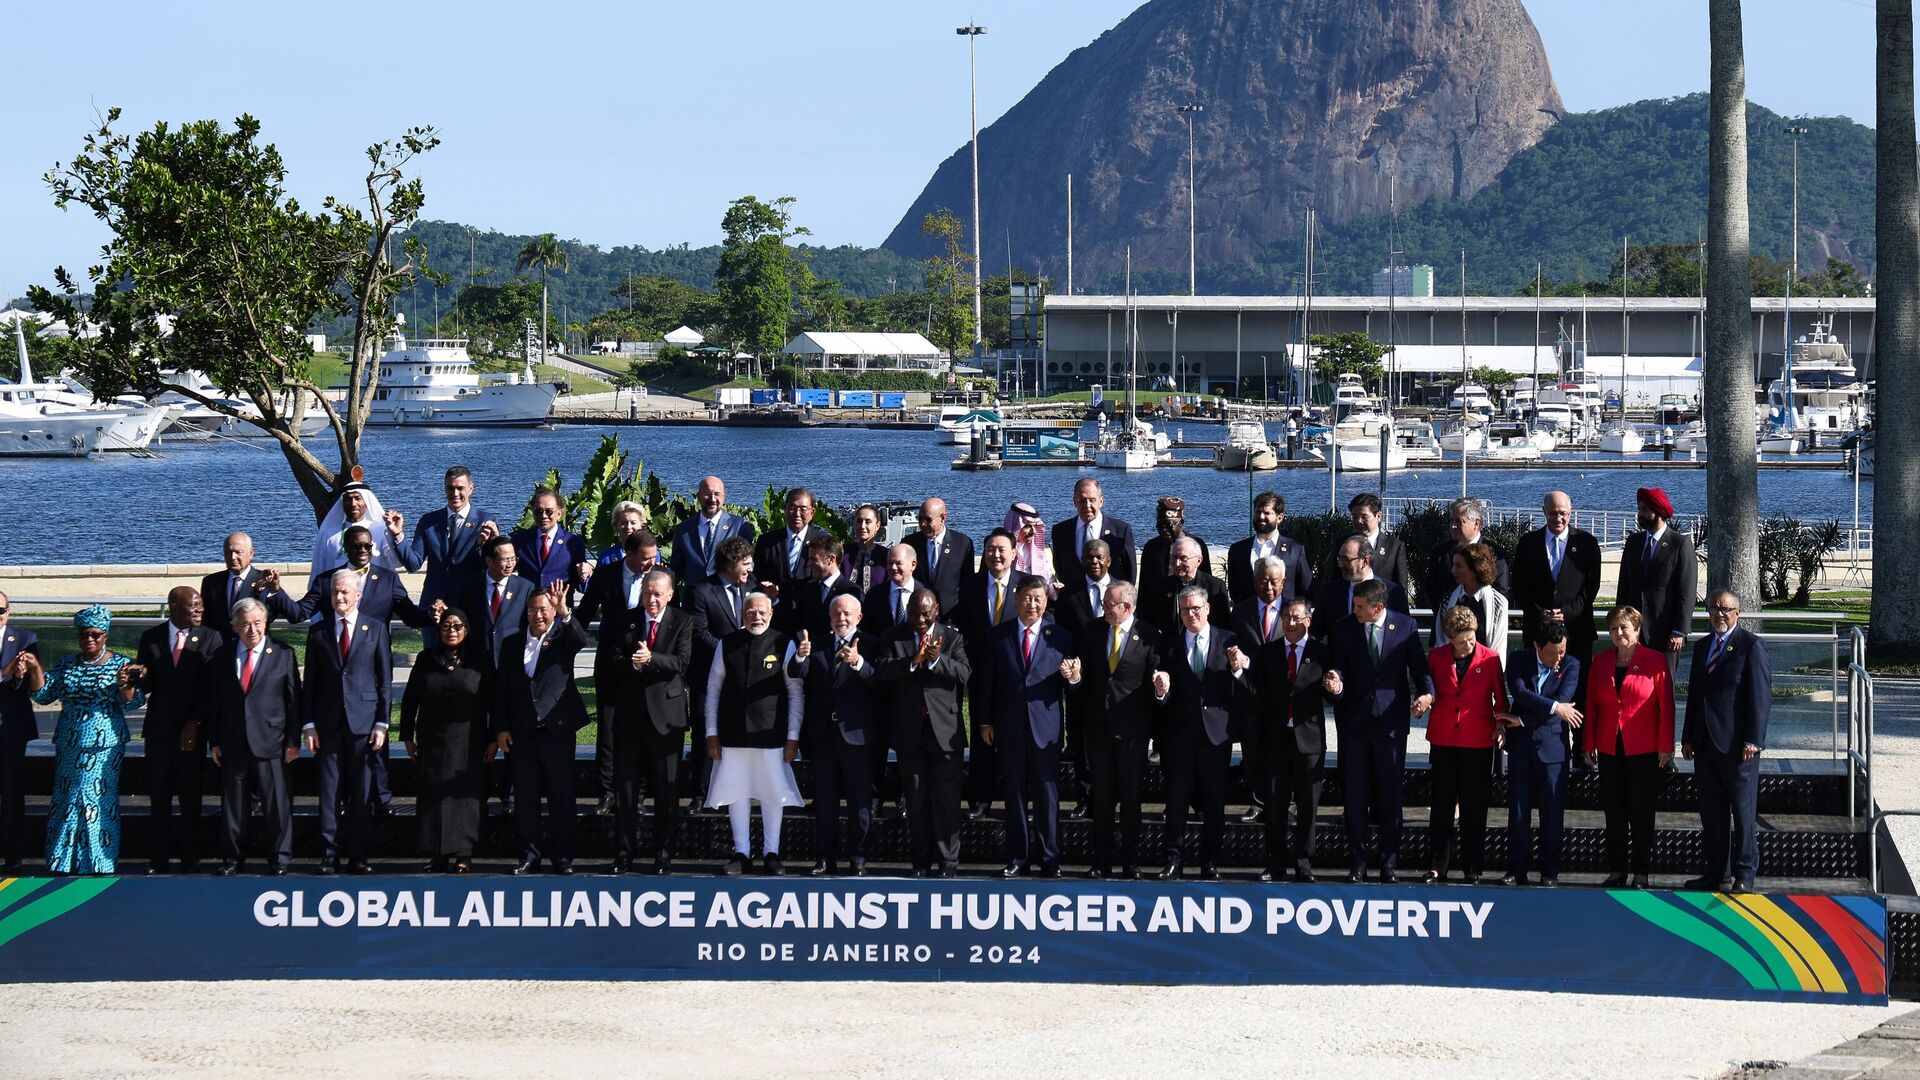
[172,631,185,666]
[339,621,351,662]
[647,620,658,647]
[1023,627,1035,666]
[540,533,552,564]
[491,582,504,619]
[240,649,256,692]
[1287,644,1299,681]
[1262,605,1276,643]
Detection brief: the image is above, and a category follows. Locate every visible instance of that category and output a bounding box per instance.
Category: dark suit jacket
[860,578,921,639]
[494,618,591,738]
[204,638,301,760]
[906,528,975,615]
[1159,627,1242,746]
[200,567,267,644]
[1138,532,1211,611]
[1249,636,1330,755]
[575,561,649,675]
[954,569,1042,650]
[669,511,754,591]
[399,504,494,608]
[1309,577,1410,642]
[135,621,220,744]
[302,611,393,741]
[466,574,533,666]
[874,621,972,756]
[1683,626,1771,755]
[1325,613,1434,737]
[1225,534,1313,606]
[269,567,430,629]
[752,525,830,603]
[1142,573,1233,634]
[1053,580,1105,639]
[1618,527,1698,646]
[512,527,588,591]
[1073,620,1165,744]
[791,629,882,748]
[1332,532,1410,598]
[1504,648,1581,765]
[782,573,862,640]
[1052,514,1137,586]
[0,626,41,745]
[980,617,1074,749]
[617,606,693,734]
[1420,538,1511,612]
[1511,527,1603,646]
[839,541,888,597]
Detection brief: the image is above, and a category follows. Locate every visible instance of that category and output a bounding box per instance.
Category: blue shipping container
[836,390,875,408]
[792,388,834,407]
[750,389,779,405]
[877,392,907,409]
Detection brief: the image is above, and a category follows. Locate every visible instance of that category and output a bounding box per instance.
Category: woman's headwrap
[74,605,112,632]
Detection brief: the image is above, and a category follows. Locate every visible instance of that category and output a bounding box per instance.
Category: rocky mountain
[882,0,1564,284]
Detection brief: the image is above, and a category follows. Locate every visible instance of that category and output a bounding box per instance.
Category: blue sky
[0,0,1882,295]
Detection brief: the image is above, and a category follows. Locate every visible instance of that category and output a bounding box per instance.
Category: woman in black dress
[399,610,492,873]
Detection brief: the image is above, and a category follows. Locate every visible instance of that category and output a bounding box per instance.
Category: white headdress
[310,479,399,585]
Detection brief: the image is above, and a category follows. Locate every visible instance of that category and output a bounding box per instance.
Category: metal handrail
[1869,808,1913,895]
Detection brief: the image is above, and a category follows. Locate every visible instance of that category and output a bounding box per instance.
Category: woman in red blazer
[1424,606,1510,883]
[1583,604,1676,888]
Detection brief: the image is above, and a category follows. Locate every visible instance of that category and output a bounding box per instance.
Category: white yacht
[1448,383,1495,418]
[1392,416,1444,463]
[1671,420,1710,453]
[1214,420,1278,471]
[1435,416,1488,455]
[1765,316,1868,449]
[1331,372,1376,416]
[1597,423,1646,454]
[1476,421,1545,462]
[1507,377,1538,418]
[0,321,149,455]
[935,405,1001,445]
[367,334,557,427]
[1309,411,1409,471]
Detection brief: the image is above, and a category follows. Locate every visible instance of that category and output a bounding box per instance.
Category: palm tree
[1874,0,1920,657]
[515,233,569,367]
[1705,0,1761,607]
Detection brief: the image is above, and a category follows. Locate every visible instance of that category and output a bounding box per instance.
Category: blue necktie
[1548,534,1563,580]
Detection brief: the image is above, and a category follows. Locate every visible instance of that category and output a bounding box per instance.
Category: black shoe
[426,858,447,874]
[1156,861,1183,881]
[968,802,989,821]
[1002,863,1024,879]
[1259,867,1278,883]
[720,853,748,876]
[1292,866,1314,883]
[849,860,867,877]
[146,862,165,876]
[1240,806,1264,824]
[1423,870,1443,884]
[1681,875,1726,892]
[1540,876,1559,888]
[1066,803,1090,821]
[215,861,241,877]
[450,861,471,875]
[939,863,959,879]
[1120,866,1140,880]
[553,861,575,876]
[1346,869,1365,884]
[371,801,392,820]
[1501,872,1526,887]
[610,857,632,875]
[511,859,539,876]
[653,854,672,876]
[1601,872,1628,887]
[596,797,615,817]
[1199,865,1220,881]
[1731,879,1755,894]
[347,861,372,875]
[763,854,785,876]
[1087,867,1110,879]
[1461,872,1482,886]
[268,863,289,877]
[1039,866,1061,879]
[1630,873,1649,889]
[317,859,339,876]
[1378,869,1399,884]
[810,860,836,877]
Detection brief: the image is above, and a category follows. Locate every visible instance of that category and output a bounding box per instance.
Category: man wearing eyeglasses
[0,591,40,874]
[1310,536,1409,642]
[1682,589,1771,893]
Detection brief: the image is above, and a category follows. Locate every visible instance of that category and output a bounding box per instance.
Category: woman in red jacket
[1424,605,1510,884]
[1584,604,1676,888]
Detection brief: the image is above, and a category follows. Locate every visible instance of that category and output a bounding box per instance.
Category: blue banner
[0,875,1886,1003]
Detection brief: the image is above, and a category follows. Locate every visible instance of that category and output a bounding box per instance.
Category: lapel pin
[265,647,274,655]
[1386,623,1396,632]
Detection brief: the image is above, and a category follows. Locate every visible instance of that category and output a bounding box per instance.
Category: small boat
[1476,421,1544,462]
[1392,416,1444,463]
[935,406,1002,445]
[1447,382,1496,419]
[1331,372,1376,416]
[1597,423,1646,454]
[1757,430,1801,455]
[1670,420,1710,453]
[1214,420,1278,471]
[1096,251,1156,472]
[1435,417,1487,455]
[1309,411,1409,471]
[1507,377,1538,419]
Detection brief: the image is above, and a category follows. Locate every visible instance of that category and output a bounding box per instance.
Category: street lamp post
[958,25,988,362]
[1178,103,1204,296]
[1785,123,1808,379]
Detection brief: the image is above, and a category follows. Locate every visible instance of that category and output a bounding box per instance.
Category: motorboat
[1309,411,1409,471]
[1670,420,1710,453]
[34,374,177,452]
[1597,423,1646,454]
[1435,416,1487,455]
[367,334,558,426]
[1392,416,1444,464]
[1507,377,1538,418]
[1214,420,1278,471]
[1532,393,1582,441]
[1447,383,1496,419]
[1476,421,1544,462]
[935,405,1002,445]
[1331,372,1376,416]
[0,321,138,456]
[147,368,334,439]
[1765,316,1868,449]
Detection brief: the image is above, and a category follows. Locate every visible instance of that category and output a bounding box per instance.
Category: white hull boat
[1597,425,1645,454]
[367,335,557,427]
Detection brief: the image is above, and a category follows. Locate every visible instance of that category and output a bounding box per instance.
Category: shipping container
[791,388,834,407]
[835,390,875,408]
[749,389,779,405]
[717,387,751,406]
[877,392,907,410]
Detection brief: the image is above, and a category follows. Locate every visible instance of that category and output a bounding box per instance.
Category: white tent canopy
[664,325,704,346]
[1576,355,1703,403]
[1285,343,1554,375]
[784,331,943,367]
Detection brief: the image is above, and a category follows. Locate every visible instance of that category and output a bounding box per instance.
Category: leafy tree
[28,111,438,517]
[716,195,808,367]
[1471,365,1519,389]
[455,276,543,355]
[516,233,569,360]
[611,273,711,334]
[920,208,975,358]
[1309,331,1386,387]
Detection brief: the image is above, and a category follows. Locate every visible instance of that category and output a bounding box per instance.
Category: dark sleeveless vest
[717,628,789,749]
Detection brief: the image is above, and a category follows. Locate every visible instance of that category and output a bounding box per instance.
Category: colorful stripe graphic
[0,877,118,950]
[1610,889,1886,996]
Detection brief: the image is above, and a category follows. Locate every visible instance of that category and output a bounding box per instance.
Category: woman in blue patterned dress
[13,605,144,874]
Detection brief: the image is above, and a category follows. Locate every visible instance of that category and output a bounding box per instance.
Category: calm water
[0,423,1871,564]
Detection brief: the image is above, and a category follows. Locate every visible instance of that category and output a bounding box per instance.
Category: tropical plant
[516,233,569,363]
[716,196,809,368]
[514,435,644,550]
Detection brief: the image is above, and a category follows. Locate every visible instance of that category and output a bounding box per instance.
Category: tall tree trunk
[540,269,550,367]
[1705,0,1761,608]
[1873,0,1920,658]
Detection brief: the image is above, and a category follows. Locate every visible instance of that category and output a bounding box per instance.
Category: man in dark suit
[258,525,433,630]
[978,578,1074,878]
[494,586,590,874]
[669,475,755,592]
[957,528,1039,818]
[861,542,920,638]
[1052,477,1137,585]
[610,571,693,875]
[469,535,533,665]
[1249,598,1329,882]
[784,535,861,642]
[906,496,974,615]
[1137,496,1211,606]
[201,532,267,645]
[791,593,881,876]
[1510,491,1603,714]
[874,589,972,876]
[1226,491,1312,606]
[1336,493,1411,598]
[1618,486,1697,676]
[1502,619,1583,886]
[205,598,300,876]
[1230,556,1292,824]
[1682,589,1772,892]
[394,465,496,608]
[1053,539,1113,640]
[133,586,221,873]
[299,570,393,874]
[1418,496,1512,611]
[684,536,764,809]
[752,485,830,612]
[1072,581,1165,877]
[1311,536,1410,641]
[0,591,42,874]
[839,504,889,596]
[1322,578,1435,882]
[576,528,664,814]
[513,487,591,592]
[1142,537,1233,633]
[1153,584,1248,879]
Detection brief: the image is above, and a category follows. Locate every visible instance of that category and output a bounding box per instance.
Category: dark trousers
[1598,750,1662,875]
[221,754,291,866]
[1506,748,1567,877]
[1428,745,1495,875]
[594,669,617,802]
[1161,730,1230,866]
[964,683,998,808]
[901,740,963,869]
[370,740,392,807]
[813,735,874,864]
[1263,731,1323,870]
[146,731,206,867]
[315,732,375,862]
[513,725,578,864]
[1065,708,1094,807]
[1088,734,1147,870]
[1239,723,1265,810]
[1339,725,1409,870]
[615,719,681,858]
[1695,742,1761,883]
[0,740,26,867]
[686,691,714,804]
[999,736,1061,870]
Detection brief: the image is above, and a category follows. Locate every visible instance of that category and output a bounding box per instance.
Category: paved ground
[1742,1008,1920,1079]
[0,980,1898,1079]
